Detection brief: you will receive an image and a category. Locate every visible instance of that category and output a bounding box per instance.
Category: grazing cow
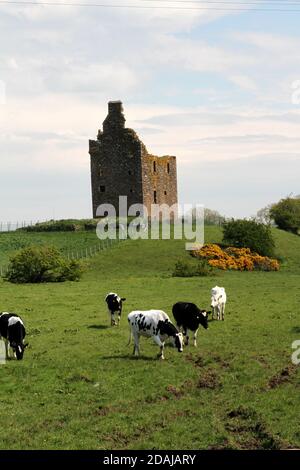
[127,310,184,360]
[105,293,126,326]
[211,286,227,321]
[172,302,209,347]
[0,313,28,360]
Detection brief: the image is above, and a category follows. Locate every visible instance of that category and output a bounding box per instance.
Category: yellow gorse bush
[192,244,279,271]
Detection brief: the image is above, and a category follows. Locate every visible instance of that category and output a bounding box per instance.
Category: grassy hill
[0,226,299,449]
[0,231,101,266]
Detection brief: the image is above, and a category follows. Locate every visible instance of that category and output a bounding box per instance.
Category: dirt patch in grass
[185,353,206,368]
[67,374,94,384]
[165,380,194,399]
[166,385,184,399]
[185,352,231,370]
[251,354,269,368]
[207,438,233,450]
[103,430,130,447]
[197,369,222,390]
[28,328,41,336]
[95,405,113,417]
[64,328,79,334]
[225,406,282,450]
[211,353,231,369]
[193,356,207,368]
[144,395,168,404]
[267,365,298,389]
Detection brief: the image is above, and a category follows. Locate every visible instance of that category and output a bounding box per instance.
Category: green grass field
[0,226,299,449]
[0,231,102,266]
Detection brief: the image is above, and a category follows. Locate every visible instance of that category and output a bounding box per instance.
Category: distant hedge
[20,219,98,232]
[6,245,83,283]
[19,218,139,233]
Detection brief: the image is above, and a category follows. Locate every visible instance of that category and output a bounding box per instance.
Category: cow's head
[198,310,210,329]
[10,341,28,360]
[174,332,184,352]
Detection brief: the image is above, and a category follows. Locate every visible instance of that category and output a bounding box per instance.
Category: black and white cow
[105,293,126,326]
[172,302,209,347]
[127,310,184,360]
[0,312,28,360]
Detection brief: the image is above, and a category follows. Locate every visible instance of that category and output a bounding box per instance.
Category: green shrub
[21,219,98,232]
[269,197,300,235]
[172,259,213,277]
[222,219,275,257]
[6,245,83,283]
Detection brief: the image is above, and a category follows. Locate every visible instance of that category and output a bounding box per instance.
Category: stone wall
[141,153,178,217]
[89,101,178,218]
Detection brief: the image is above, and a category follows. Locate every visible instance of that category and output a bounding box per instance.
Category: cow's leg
[152,335,165,360]
[133,333,140,356]
[111,312,116,326]
[4,339,10,359]
[185,329,189,346]
[108,309,113,325]
[217,306,221,321]
[222,303,225,321]
[193,328,199,347]
[117,309,121,326]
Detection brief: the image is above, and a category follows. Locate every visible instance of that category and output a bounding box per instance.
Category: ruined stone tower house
[89,101,178,217]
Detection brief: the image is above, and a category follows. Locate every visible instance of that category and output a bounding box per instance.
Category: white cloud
[228,75,257,92]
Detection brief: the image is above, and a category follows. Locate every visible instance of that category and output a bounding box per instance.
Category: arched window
[167,163,170,174]
[154,190,157,203]
[153,161,156,173]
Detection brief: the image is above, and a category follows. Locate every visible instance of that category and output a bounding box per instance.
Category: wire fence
[0,236,126,278]
[0,221,42,232]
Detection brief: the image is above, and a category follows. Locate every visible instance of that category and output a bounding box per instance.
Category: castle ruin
[89,101,178,217]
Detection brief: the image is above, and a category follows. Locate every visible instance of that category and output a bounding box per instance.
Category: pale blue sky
[0,1,299,221]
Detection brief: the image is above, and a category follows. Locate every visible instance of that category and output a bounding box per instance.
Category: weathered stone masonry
[89,101,178,217]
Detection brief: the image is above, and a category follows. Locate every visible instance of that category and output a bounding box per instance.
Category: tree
[255,204,273,225]
[204,208,226,226]
[190,207,225,225]
[269,197,300,235]
[222,219,275,257]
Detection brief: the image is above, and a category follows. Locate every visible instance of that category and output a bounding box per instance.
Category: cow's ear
[24,343,29,348]
[121,298,126,301]
[206,310,212,315]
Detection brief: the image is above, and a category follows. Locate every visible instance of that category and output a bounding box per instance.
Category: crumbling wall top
[102,100,125,134]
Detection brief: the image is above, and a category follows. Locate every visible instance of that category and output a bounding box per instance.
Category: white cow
[211,286,227,321]
[127,310,184,360]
